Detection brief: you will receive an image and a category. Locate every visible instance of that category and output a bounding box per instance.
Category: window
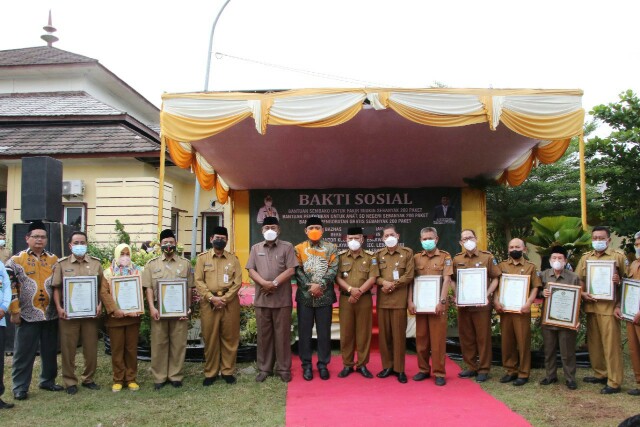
[171,208,180,241]
[64,204,86,231]
[201,213,223,250]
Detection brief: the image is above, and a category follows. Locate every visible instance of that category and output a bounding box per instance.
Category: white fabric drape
[389,92,483,115]
[163,97,250,119]
[269,92,366,122]
[502,95,582,116]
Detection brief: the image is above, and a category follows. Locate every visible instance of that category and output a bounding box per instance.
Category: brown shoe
[255,372,269,383]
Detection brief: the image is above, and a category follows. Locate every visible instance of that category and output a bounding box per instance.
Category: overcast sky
[2,0,639,126]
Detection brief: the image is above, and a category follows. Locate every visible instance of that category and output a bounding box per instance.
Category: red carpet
[285,354,531,427]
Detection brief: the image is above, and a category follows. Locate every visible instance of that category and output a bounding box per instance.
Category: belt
[341,290,371,297]
[214,289,228,297]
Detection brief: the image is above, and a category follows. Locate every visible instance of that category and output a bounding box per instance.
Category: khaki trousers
[150,318,188,383]
[626,321,640,385]
[255,306,292,375]
[59,318,99,387]
[378,307,407,372]
[200,298,240,377]
[542,326,577,382]
[415,311,448,377]
[586,313,624,388]
[339,294,373,368]
[108,323,140,384]
[500,312,532,378]
[457,309,492,374]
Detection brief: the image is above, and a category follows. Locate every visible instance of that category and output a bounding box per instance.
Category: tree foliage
[586,89,640,243]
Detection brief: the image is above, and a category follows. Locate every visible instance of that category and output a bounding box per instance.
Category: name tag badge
[393,270,400,281]
[223,274,229,284]
[258,253,266,256]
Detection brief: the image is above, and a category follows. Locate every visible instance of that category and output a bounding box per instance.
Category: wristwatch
[440,298,447,305]
[348,286,353,293]
[272,279,279,288]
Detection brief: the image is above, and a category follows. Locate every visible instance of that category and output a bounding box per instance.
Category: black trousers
[12,319,59,393]
[297,304,332,369]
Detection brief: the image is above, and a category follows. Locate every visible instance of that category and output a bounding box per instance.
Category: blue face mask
[72,244,87,257]
[0,240,5,247]
[421,239,436,251]
[592,241,607,252]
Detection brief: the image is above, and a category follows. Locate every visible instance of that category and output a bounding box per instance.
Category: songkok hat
[212,226,228,237]
[159,229,175,241]
[347,226,363,235]
[28,220,46,232]
[305,217,323,227]
[549,246,567,257]
[262,217,279,226]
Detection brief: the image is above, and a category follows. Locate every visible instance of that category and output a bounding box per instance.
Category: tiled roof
[0,46,97,66]
[0,92,123,117]
[0,124,160,156]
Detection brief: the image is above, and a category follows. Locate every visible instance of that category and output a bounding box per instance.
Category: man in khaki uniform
[375,224,414,384]
[452,229,501,383]
[52,231,103,395]
[336,226,379,379]
[576,226,627,394]
[143,229,193,390]
[495,238,542,386]
[195,226,242,385]
[408,227,452,386]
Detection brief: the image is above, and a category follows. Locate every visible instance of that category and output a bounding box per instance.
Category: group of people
[0,218,639,411]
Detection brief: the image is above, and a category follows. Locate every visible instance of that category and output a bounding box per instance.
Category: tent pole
[157,136,166,236]
[579,132,587,230]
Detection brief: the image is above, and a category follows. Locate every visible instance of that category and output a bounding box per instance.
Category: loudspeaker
[21,156,63,222]
[12,222,74,258]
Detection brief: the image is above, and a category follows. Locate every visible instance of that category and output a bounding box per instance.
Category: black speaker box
[21,156,63,222]
[12,222,74,258]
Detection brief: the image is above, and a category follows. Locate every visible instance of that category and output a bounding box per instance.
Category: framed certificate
[110,275,144,315]
[542,282,581,329]
[63,276,98,319]
[586,260,615,300]
[621,279,640,322]
[414,275,442,313]
[499,274,531,312]
[158,279,188,318]
[456,268,487,306]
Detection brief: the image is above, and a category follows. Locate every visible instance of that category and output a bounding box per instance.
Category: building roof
[0,46,97,66]
[0,91,123,116]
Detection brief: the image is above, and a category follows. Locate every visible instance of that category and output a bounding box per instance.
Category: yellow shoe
[112,383,123,392]
[128,382,140,391]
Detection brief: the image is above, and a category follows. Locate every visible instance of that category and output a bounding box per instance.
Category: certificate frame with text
[414,275,442,313]
[455,268,487,307]
[499,274,530,313]
[621,278,640,322]
[542,282,581,330]
[158,279,188,318]
[63,275,98,319]
[586,260,615,300]
[110,275,144,315]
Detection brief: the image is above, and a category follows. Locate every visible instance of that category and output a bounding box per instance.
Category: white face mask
[347,240,361,251]
[551,260,565,271]
[636,247,640,258]
[592,240,607,252]
[263,229,278,241]
[463,239,476,251]
[384,236,398,248]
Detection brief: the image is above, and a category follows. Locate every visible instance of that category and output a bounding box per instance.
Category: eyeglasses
[460,236,476,242]
[30,235,47,240]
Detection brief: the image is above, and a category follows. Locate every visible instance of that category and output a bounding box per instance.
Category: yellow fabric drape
[500,109,585,141]
[165,137,193,169]
[160,110,252,144]
[534,139,571,164]
[388,99,487,127]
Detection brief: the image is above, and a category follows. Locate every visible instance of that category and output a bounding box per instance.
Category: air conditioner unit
[62,180,84,196]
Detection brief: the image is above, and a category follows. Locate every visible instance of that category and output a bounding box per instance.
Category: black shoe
[539,377,558,386]
[303,368,313,381]
[0,399,15,409]
[202,377,217,386]
[278,373,292,383]
[154,382,166,390]
[475,373,489,383]
[600,385,621,394]
[319,368,330,380]
[66,385,78,395]
[513,378,528,386]
[338,367,354,378]
[81,382,100,391]
[256,372,269,382]
[499,374,518,383]
[377,368,395,378]
[458,369,478,379]
[357,366,374,379]
[397,372,407,383]
[413,372,431,381]
[583,376,607,384]
[627,388,640,396]
[13,391,27,401]
[39,384,64,392]
[566,380,578,390]
[435,377,446,386]
[171,381,182,388]
[222,375,237,384]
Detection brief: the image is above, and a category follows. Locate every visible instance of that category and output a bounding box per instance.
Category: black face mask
[161,244,176,254]
[212,239,227,250]
[509,250,523,260]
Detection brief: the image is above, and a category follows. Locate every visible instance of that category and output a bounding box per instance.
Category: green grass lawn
[1,344,638,426]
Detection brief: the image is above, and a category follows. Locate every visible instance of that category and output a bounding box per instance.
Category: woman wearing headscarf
[99,244,142,392]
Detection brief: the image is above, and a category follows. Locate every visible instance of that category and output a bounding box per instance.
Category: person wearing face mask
[494,238,542,386]
[52,231,104,395]
[452,229,501,383]
[195,226,242,385]
[375,224,414,383]
[538,246,580,390]
[575,226,627,394]
[615,231,640,396]
[0,233,10,264]
[246,217,297,382]
[142,229,193,390]
[294,217,338,381]
[336,227,379,379]
[408,227,452,386]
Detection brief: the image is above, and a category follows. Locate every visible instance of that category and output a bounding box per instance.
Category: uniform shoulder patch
[445,259,452,266]
[148,255,161,263]
[338,249,348,256]
[58,256,69,262]
[197,252,208,257]
[492,258,498,265]
[89,255,101,261]
[364,250,374,256]
[455,251,464,256]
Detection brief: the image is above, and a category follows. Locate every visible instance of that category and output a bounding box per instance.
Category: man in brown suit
[246,217,297,383]
[375,224,414,383]
[495,238,541,386]
[336,226,379,379]
[452,229,501,383]
[195,226,242,385]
